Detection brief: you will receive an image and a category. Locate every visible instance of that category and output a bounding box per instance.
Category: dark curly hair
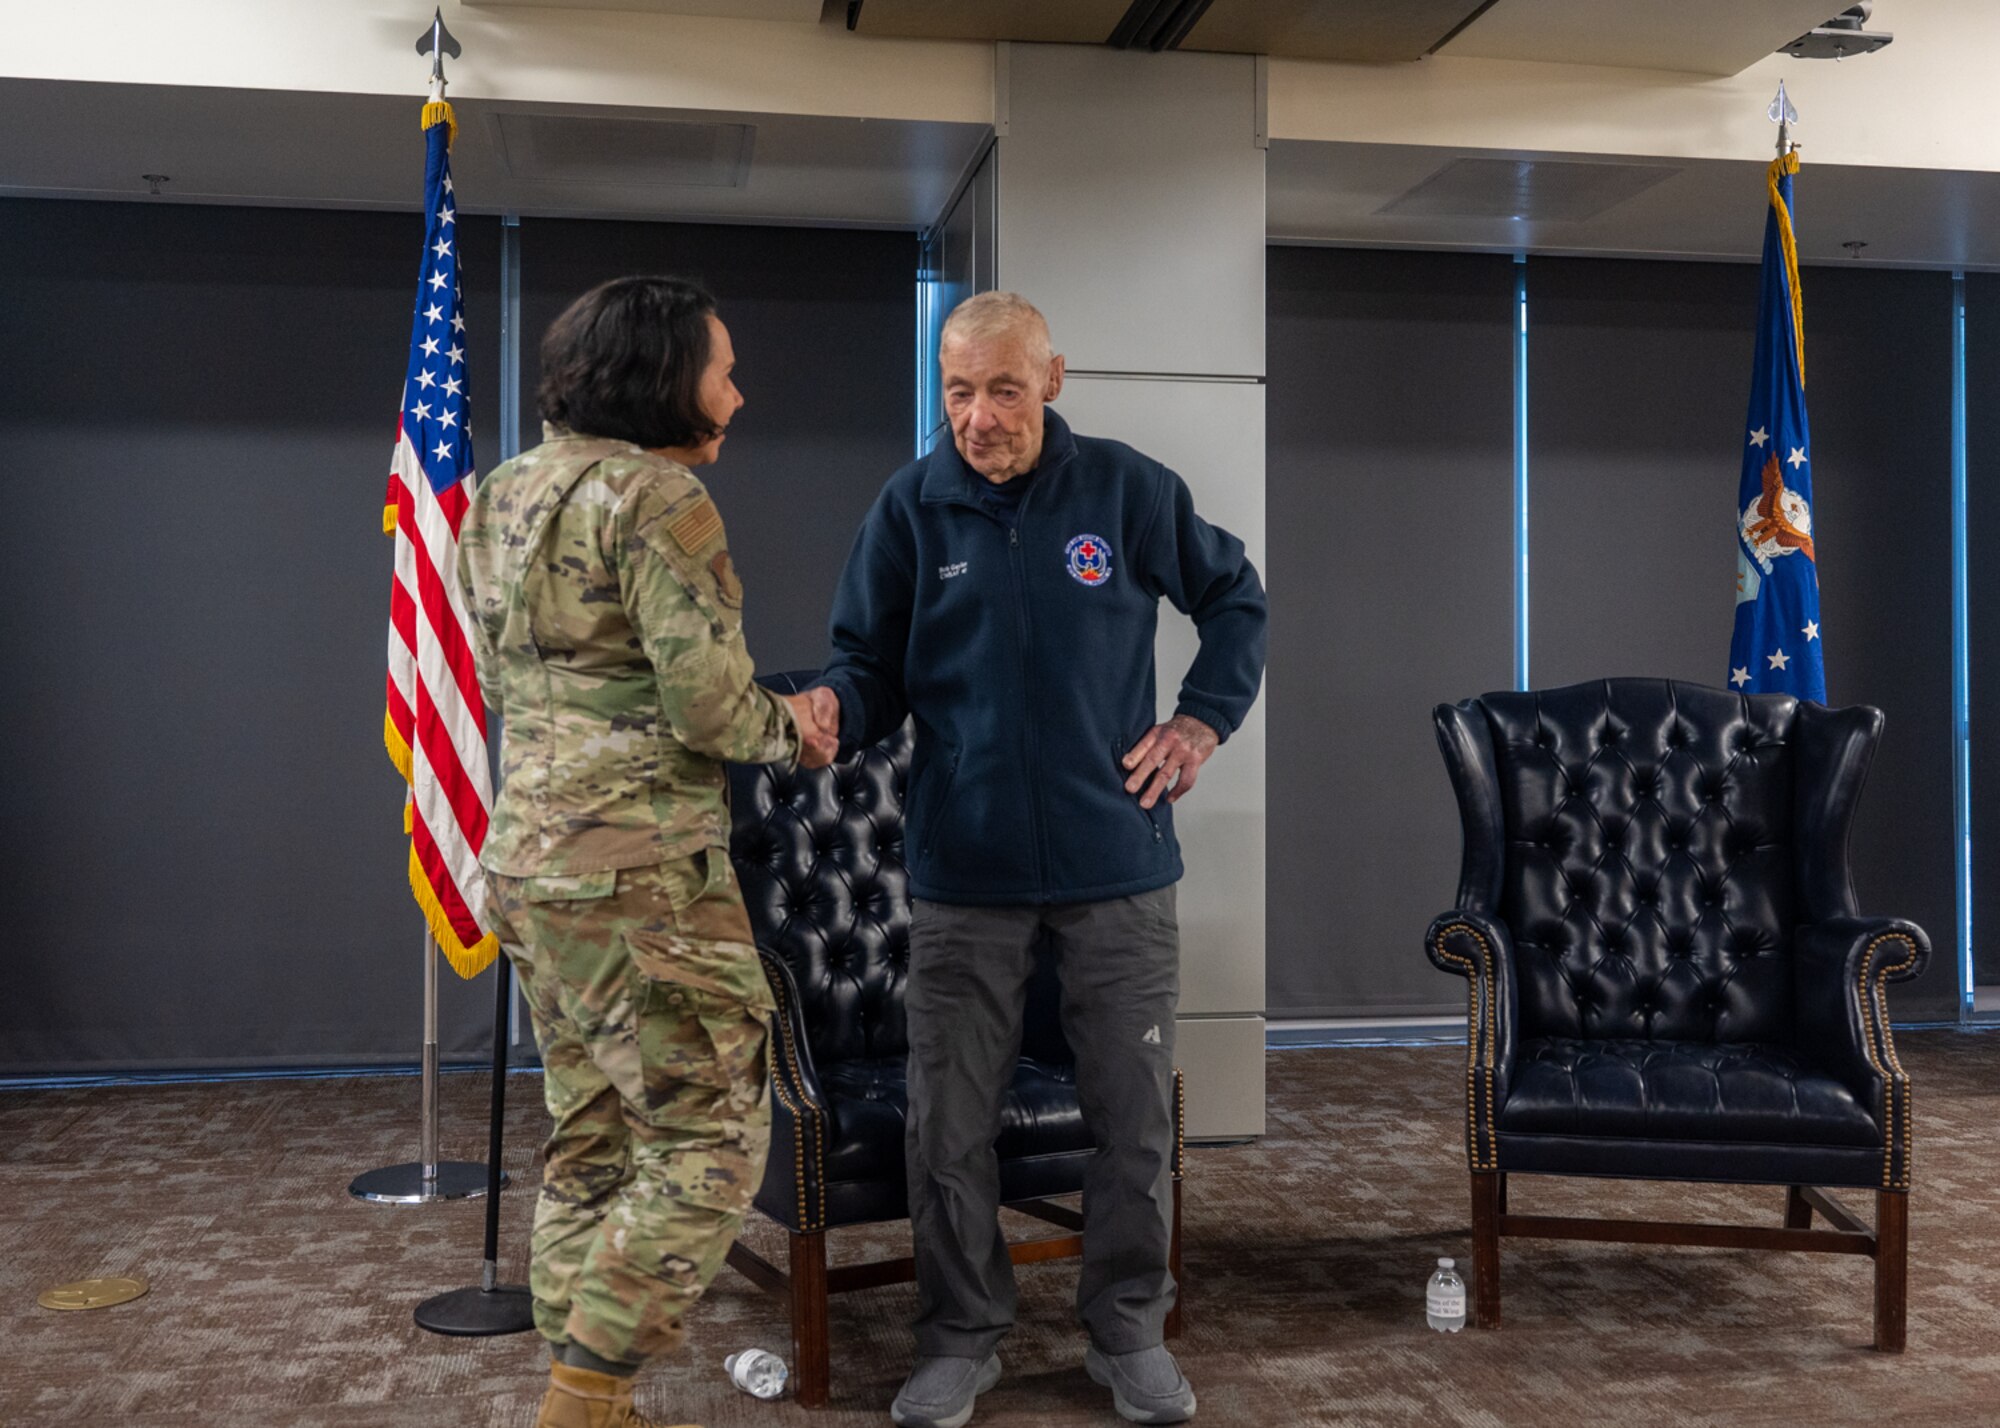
[536,275,718,449]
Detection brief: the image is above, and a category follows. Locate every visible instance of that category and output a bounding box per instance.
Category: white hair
[939,291,1053,367]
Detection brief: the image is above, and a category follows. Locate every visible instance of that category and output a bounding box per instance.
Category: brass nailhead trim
[760,962,826,1230]
[1433,923,1498,1172]
[760,977,809,1228]
[1857,934,1918,1190]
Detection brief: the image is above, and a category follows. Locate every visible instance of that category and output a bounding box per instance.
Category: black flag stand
[415,957,536,1336]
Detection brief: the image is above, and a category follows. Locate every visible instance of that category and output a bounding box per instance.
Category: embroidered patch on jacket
[1065,533,1113,587]
[709,549,744,609]
[668,498,723,554]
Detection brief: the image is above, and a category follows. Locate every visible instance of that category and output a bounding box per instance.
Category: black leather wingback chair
[725,674,1185,1406]
[1428,679,1928,1350]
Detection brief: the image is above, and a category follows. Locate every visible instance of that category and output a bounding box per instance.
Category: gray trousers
[905,887,1180,1358]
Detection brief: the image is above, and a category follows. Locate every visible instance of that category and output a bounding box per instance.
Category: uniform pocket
[624,930,774,1115]
[522,868,619,903]
[658,846,756,943]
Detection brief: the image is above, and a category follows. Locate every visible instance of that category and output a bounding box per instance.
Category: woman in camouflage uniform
[458,277,837,1428]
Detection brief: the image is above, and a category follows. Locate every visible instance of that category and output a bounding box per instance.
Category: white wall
[996,44,1269,1140]
[0,0,989,123]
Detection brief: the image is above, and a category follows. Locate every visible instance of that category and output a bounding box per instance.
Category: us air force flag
[1729,150,1826,703]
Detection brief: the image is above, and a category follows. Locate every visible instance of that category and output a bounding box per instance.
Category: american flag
[382,100,497,979]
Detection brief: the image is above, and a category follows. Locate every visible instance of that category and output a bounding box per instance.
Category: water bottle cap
[1438,1257,1454,1268]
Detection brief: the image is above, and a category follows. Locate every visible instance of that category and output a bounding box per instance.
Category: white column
[995,43,1267,1139]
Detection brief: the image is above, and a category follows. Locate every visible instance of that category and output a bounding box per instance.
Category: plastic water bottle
[725,1349,789,1400]
[1426,1257,1467,1332]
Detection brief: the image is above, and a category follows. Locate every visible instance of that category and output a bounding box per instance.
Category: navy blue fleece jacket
[817,410,1267,906]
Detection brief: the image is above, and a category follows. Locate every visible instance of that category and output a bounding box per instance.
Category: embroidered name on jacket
[938,561,969,580]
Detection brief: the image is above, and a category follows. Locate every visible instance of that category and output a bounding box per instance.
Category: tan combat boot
[534,1360,700,1428]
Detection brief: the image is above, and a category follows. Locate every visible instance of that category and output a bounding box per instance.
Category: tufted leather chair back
[729,673,1074,1069]
[1455,680,1807,1046]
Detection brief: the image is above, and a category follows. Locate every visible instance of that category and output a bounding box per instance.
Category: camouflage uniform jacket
[459,423,800,876]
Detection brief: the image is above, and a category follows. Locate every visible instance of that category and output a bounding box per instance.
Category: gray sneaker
[1084,1345,1196,1425]
[889,1353,1003,1428]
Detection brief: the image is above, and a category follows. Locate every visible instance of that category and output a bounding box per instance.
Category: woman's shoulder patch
[668,497,723,554]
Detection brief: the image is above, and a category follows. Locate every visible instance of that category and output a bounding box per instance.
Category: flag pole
[350,8,497,1208]
[415,953,534,1335]
[349,930,494,1203]
[422,926,441,1181]
[401,8,532,1331]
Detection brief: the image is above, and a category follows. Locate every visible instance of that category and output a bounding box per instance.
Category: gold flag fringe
[1766,151,1805,386]
[421,98,458,150]
[387,712,493,976]
[384,706,415,785]
[409,845,500,978]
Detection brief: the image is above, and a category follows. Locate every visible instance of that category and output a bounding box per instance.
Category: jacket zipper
[1119,740,1165,843]
[1005,516,1049,900]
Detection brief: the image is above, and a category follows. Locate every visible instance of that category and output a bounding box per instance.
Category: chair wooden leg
[1470,1171,1502,1330]
[789,1230,831,1406]
[1874,1192,1908,1353]
[1164,1179,1185,1340]
[1784,1185,1813,1230]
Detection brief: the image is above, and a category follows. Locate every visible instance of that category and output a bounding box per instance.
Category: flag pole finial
[1768,79,1799,157]
[416,8,463,142]
[416,7,462,104]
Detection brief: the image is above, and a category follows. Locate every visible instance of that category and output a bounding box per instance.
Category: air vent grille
[1378,158,1679,222]
[494,113,755,189]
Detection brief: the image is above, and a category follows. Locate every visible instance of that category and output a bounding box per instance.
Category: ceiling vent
[1377,158,1680,223]
[494,113,755,188]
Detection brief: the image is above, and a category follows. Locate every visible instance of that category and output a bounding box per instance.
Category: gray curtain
[0,200,914,1073]
[1266,247,1516,1019]
[1528,258,1955,1021]
[1266,250,1960,1021]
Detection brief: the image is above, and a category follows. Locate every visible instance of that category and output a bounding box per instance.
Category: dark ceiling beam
[1108,0,1219,52]
[1108,0,1174,49]
[1427,0,1506,54]
[1157,0,1219,51]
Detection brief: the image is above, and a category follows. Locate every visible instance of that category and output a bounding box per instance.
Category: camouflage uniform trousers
[485,851,774,1367]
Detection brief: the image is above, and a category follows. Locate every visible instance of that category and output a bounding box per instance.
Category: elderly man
[808,292,1266,1427]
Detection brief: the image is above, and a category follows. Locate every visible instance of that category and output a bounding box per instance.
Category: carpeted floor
[4,1032,1998,1427]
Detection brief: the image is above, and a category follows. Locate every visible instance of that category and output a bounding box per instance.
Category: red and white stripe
[385,419,496,975]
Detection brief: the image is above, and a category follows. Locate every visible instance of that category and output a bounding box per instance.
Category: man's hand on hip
[1122,715,1219,809]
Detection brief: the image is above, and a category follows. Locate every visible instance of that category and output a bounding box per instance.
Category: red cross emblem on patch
[1066,533,1112,587]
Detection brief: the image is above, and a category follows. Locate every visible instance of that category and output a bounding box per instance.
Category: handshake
[779,685,844,770]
